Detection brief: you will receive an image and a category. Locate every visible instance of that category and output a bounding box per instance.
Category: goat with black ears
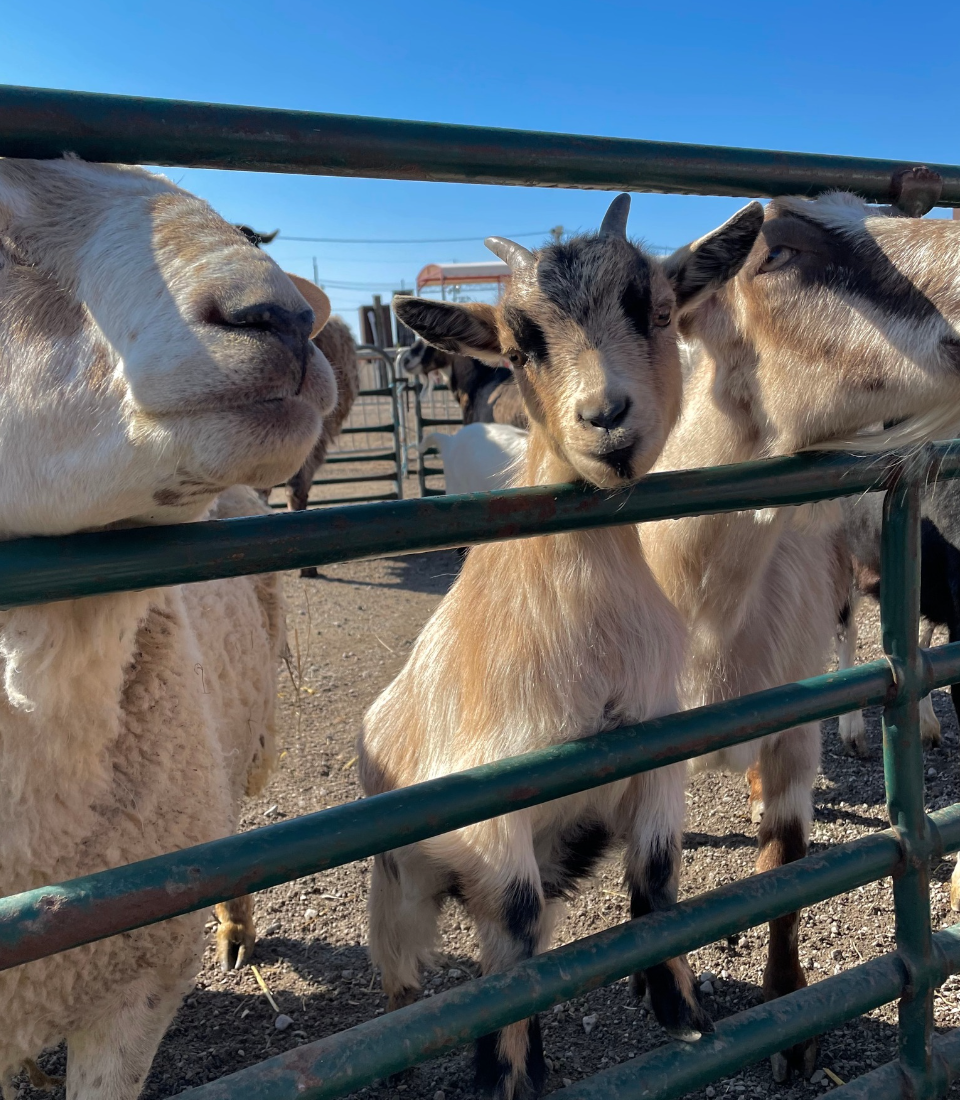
[358,195,763,1100]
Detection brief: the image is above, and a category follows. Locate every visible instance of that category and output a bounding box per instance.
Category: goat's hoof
[649,969,713,1044]
[769,1036,817,1083]
[387,987,419,1012]
[839,714,868,757]
[216,921,255,972]
[299,566,320,580]
[664,1022,707,1043]
[842,738,869,758]
[921,728,942,751]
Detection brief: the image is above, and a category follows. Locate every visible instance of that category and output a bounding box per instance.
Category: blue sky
[5,1,958,326]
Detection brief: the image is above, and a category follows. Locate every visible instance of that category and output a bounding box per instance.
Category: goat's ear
[392,297,502,364]
[663,202,764,312]
[286,273,331,337]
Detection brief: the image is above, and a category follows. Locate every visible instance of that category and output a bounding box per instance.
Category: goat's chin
[170,399,325,490]
[569,453,639,491]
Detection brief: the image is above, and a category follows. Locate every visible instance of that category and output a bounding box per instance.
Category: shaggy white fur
[0,156,334,1100]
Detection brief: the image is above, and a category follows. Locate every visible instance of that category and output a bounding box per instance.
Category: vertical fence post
[414,379,428,498]
[880,478,937,1098]
[388,354,406,498]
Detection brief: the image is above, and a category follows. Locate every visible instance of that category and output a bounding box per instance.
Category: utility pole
[549,225,564,244]
[312,257,319,285]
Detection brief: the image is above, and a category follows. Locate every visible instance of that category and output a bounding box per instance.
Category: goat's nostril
[215,302,313,345]
[578,395,631,431]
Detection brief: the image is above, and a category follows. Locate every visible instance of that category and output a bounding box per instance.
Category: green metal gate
[2,84,960,1100]
[268,345,406,508]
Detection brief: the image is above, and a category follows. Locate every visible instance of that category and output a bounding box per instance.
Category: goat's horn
[599,193,631,238]
[485,236,535,271]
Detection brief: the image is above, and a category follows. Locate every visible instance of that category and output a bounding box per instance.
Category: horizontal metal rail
[2,85,960,204]
[171,819,960,1100]
[553,924,960,1100]
[0,447,954,610]
[308,472,398,487]
[267,491,398,509]
[311,450,398,465]
[419,416,464,427]
[830,1029,960,1100]
[337,422,395,435]
[1,650,951,973]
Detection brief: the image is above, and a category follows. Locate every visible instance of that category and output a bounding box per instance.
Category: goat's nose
[219,302,314,353]
[577,395,631,430]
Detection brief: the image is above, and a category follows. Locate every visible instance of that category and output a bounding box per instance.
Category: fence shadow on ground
[303,549,463,596]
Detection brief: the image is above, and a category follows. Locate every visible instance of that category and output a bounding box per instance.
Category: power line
[276,229,553,245]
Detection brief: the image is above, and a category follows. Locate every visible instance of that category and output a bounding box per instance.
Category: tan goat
[359,195,763,1100]
[644,191,960,1082]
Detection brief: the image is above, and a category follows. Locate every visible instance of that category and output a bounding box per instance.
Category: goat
[836,492,960,756]
[0,157,335,1100]
[644,189,960,1081]
[360,194,761,1100]
[419,423,527,496]
[399,338,528,428]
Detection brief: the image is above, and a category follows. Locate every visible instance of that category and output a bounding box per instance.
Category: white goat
[420,423,527,496]
[360,195,761,1100]
[0,156,335,1100]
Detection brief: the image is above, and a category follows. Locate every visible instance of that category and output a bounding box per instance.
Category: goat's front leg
[756,725,819,1083]
[836,598,867,757]
[465,818,550,1100]
[625,764,711,1043]
[214,895,256,971]
[918,620,942,749]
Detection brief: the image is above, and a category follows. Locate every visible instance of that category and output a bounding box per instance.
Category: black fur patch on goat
[768,209,942,328]
[544,821,612,900]
[503,305,549,364]
[537,236,652,328]
[620,279,652,339]
[628,840,677,918]
[503,879,542,956]
[474,1017,547,1099]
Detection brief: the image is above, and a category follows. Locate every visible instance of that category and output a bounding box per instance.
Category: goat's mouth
[570,442,639,488]
[599,444,637,481]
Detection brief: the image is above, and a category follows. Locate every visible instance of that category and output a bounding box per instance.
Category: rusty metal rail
[1,84,960,1100]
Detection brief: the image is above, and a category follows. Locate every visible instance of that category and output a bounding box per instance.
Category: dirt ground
[16,549,960,1100]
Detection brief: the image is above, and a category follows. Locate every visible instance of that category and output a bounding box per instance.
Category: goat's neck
[646,347,793,632]
[514,425,655,574]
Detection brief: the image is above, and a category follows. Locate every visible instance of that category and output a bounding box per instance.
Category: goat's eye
[506,350,527,368]
[758,245,798,274]
[652,307,672,328]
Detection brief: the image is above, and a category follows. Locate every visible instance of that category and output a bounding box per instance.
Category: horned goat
[644,189,960,1081]
[360,194,761,1100]
[0,157,335,1100]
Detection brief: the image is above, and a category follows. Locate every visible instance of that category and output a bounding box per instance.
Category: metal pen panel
[1,85,959,205]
